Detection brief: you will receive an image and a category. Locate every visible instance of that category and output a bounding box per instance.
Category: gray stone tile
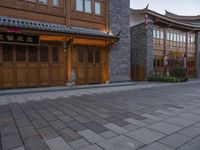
[45,137,73,150]
[159,133,190,148]
[188,136,200,148]
[124,118,147,127]
[138,142,174,150]
[194,122,200,128]
[79,145,103,150]
[69,138,90,150]
[19,126,38,138]
[74,116,90,124]
[141,114,162,121]
[165,117,194,127]
[99,131,118,139]
[49,120,67,130]
[16,119,32,128]
[148,122,182,135]
[122,124,140,131]
[1,125,18,137]
[58,128,80,142]
[2,134,23,150]
[23,135,49,150]
[12,147,25,150]
[78,129,104,144]
[66,121,87,132]
[97,135,143,150]
[58,115,74,123]
[32,119,49,129]
[126,128,165,144]
[179,113,200,122]
[84,121,108,134]
[103,123,128,134]
[177,144,199,150]
[38,127,59,140]
[178,126,200,138]
[155,110,175,116]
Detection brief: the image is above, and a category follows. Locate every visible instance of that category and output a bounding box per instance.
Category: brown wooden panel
[40,64,49,86]
[29,63,39,87]
[16,64,28,87]
[2,66,14,88]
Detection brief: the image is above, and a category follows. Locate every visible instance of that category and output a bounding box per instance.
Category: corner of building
[108,0,131,82]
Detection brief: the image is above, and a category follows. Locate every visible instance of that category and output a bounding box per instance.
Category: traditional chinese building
[130,7,200,80]
[0,0,130,89]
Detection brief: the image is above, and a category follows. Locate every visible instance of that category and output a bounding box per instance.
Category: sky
[130,0,200,16]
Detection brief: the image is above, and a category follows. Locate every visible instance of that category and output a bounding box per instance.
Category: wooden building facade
[0,0,119,89]
[130,8,200,80]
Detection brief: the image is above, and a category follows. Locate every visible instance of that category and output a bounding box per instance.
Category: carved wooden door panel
[75,47,87,85]
[15,45,29,87]
[40,46,50,86]
[28,46,40,87]
[1,44,15,88]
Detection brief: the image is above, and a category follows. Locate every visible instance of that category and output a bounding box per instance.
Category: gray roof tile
[0,16,118,40]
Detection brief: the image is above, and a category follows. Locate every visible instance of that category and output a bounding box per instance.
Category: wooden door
[15,45,28,87]
[51,47,60,86]
[1,44,15,88]
[40,46,50,86]
[28,46,40,87]
[75,46,101,85]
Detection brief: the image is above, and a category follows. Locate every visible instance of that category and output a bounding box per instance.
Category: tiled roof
[0,16,118,40]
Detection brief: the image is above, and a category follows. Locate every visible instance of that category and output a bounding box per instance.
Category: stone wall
[130,22,153,78]
[108,0,130,81]
[196,32,200,78]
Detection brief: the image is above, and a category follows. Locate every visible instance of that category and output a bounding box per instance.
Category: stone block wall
[130,22,153,78]
[108,0,130,81]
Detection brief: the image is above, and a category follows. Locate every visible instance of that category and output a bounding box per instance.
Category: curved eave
[130,8,200,31]
[165,10,200,21]
[0,16,119,42]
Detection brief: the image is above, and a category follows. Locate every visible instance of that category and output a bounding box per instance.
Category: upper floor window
[95,1,101,15]
[85,0,91,13]
[52,0,59,6]
[76,0,84,12]
[39,0,48,4]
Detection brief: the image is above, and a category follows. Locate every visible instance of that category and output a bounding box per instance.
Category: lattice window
[78,47,84,63]
[88,49,93,63]
[29,46,38,62]
[16,45,26,62]
[95,49,100,64]
[40,46,49,62]
[52,47,59,63]
[3,44,13,62]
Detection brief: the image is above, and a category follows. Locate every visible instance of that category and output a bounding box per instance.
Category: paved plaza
[1,81,200,150]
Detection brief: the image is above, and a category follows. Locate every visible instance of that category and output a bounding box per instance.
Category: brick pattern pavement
[0,82,200,150]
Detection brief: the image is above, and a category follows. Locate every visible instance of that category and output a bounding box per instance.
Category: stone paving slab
[148,122,182,135]
[97,135,143,150]
[0,81,200,149]
[103,123,128,134]
[126,128,166,144]
[45,137,73,150]
[159,133,190,149]
[138,142,174,150]
[78,129,103,144]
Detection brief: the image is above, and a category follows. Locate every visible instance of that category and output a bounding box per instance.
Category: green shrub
[171,68,186,78]
[147,76,177,83]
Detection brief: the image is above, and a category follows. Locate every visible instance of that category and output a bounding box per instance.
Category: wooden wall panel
[0,7,66,25]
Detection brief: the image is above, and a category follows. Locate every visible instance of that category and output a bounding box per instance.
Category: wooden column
[186,32,189,77]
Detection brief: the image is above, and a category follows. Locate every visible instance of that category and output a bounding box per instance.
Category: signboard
[0,32,39,46]
[169,51,185,57]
